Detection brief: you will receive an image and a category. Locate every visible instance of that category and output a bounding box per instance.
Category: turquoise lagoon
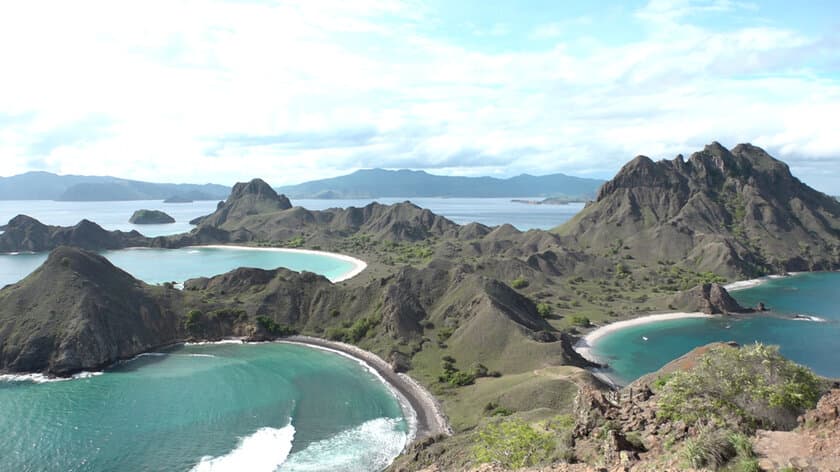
[588,272,840,385]
[0,343,410,471]
[0,246,359,288]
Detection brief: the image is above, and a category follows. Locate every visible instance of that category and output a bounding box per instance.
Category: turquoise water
[589,272,840,385]
[0,343,409,471]
[0,246,357,287]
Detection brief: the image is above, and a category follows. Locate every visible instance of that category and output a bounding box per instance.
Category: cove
[585,272,840,385]
[0,246,364,287]
[0,342,410,472]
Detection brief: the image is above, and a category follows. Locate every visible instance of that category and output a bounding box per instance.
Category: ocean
[0,246,359,288]
[0,343,409,471]
[0,197,582,235]
[588,272,840,385]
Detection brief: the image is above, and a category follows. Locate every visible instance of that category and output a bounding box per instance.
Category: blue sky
[0,0,838,192]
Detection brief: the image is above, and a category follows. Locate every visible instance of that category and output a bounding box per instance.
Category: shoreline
[191,244,368,283]
[279,336,451,444]
[574,312,714,366]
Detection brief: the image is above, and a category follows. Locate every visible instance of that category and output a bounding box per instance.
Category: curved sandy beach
[279,336,451,444]
[574,312,713,364]
[195,245,368,283]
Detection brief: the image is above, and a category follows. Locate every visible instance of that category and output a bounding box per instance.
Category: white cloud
[0,0,838,193]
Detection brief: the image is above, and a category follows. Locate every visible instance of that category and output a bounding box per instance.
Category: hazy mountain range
[0,172,230,201]
[0,169,604,201]
[276,168,604,199]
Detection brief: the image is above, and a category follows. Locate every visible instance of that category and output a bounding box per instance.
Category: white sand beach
[195,245,368,283]
[574,312,713,364]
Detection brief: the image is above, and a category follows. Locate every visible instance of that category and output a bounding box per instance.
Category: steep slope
[557,142,840,277]
[277,168,604,199]
[0,247,182,375]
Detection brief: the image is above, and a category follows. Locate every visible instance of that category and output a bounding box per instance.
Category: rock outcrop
[670,283,750,314]
[129,209,175,224]
[557,142,840,277]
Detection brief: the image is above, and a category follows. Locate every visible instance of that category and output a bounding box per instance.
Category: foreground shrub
[473,419,554,468]
[658,343,823,431]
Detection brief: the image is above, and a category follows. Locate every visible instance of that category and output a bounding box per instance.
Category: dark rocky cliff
[557,142,840,277]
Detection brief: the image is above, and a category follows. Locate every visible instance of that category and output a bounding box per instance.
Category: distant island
[0,171,230,201]
[129,209,175,224]
[276,168,604,199]
[511,196,588,205]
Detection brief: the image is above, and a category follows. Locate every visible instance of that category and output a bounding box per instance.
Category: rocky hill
[0,247,182,375]
[0,215,150,253]
[557,142,840,277]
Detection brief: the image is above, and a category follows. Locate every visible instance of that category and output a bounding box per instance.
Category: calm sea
[589,272,840,385]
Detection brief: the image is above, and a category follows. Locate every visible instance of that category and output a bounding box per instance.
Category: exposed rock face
[129,209,175,224]
[0,247,182,375]
[0,215,150,253]
[558,142,840,277]
[198,178,293,228]
[670,283,750,314]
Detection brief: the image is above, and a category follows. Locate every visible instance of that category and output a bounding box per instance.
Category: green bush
[569,315,591,327]
[536,302,551,318]
[679,428,735,469]
[256,316,297,336]
[658,343,824,431]
[511,277,529,289]
[185,310,203,330]
[473,419,554,468]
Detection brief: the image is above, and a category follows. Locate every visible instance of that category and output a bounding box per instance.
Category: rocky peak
[6,214,47,230]
[229,178,292,209]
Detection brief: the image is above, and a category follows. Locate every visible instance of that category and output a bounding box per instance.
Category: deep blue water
[590,272,840,385]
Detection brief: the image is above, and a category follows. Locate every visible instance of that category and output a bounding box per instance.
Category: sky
[0,0,839,192]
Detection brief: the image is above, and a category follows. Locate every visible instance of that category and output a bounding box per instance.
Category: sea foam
[191,424,296,472]
[0,371,103,383]
[279,417,407,471]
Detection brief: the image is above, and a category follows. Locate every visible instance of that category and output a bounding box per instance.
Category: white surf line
[574,312,713,365]
[195,245,367,283]
[723,272,807,292]
[277,339,420,446]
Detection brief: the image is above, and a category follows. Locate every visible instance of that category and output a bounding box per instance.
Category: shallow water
[0,246,357,287]
[0,343,409,472]
[589,272,840,384]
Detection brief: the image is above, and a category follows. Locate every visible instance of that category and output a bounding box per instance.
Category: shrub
[511,277,529,289]
[536,302,551,318]
[185,310,203,330]
[473,419,554,469]
[679,428,735,469]
[437,327,454,342]
[329,308,340,318]
[256,316,297,336]
[569,315,591,327]
[657,343,824,431]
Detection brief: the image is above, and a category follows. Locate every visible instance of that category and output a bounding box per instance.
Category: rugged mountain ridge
[0,215,150,253]
[557,142,840,277]
[0,246,590,377]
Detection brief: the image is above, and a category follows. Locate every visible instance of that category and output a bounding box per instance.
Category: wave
[0,371,103,383]
[184,339,245,346]
[791,314,828,322]
[279,417,407,471]
[191,424,296,472]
